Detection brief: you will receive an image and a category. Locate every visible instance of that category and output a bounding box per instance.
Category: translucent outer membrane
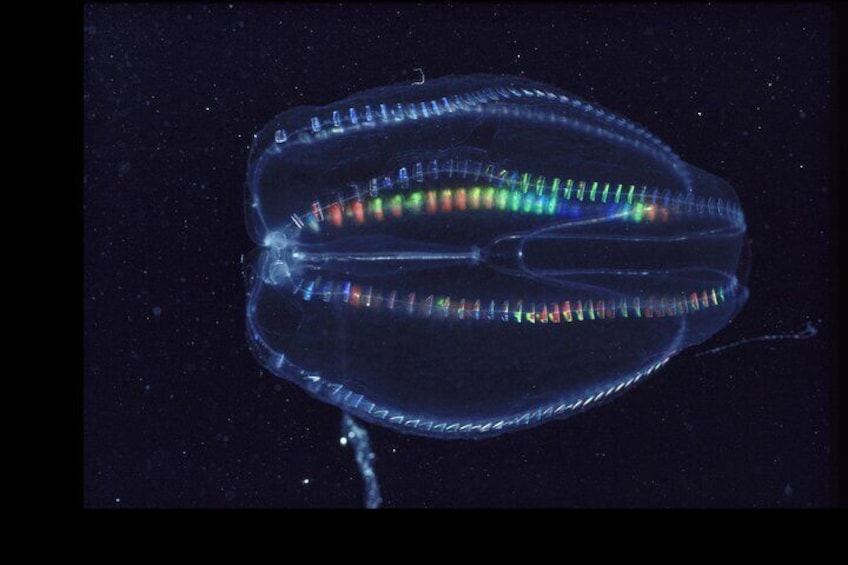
[244,74,748,438]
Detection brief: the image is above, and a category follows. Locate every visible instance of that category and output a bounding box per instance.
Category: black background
[84,3,832,507]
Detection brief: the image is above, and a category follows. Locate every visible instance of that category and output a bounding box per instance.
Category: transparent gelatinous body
[244,74,748,438]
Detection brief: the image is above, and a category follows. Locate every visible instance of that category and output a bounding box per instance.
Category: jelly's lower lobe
[244,172,746,437]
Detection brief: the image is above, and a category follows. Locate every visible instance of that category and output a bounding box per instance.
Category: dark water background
[84,3,832,508]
